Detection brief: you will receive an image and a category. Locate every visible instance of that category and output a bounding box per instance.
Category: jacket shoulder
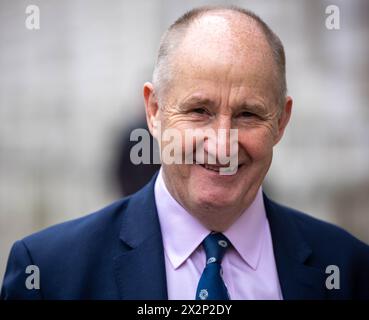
[1,197,132,299]
[278,202,368,250]
[22,197,129,253]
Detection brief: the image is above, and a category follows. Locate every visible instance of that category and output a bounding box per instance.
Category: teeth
[201,164,231,172]
[200,163,242,173]
[204,164,219,172]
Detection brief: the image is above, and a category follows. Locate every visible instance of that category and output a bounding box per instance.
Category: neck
[184,197,256,232]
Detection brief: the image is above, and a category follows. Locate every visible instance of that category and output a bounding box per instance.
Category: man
[1,6,369,300]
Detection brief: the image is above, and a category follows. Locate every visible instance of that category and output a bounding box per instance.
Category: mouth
[197,163,243,174]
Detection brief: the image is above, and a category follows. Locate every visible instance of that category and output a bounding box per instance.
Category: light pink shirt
[154,169,283,300]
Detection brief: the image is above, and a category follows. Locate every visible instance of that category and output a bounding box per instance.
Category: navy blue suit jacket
[1,174,369,299]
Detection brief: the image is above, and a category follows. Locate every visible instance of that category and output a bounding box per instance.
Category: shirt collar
[154,168,267,270]
[223,187,267,270]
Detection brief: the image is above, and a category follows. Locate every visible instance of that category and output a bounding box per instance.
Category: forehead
[183,12,270,55]
[166,13,278,101]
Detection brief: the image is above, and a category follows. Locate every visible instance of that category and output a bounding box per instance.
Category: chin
[193,187,240,210]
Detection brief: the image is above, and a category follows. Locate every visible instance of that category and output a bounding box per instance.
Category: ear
[143,82,160,139]
[274,96,293,145]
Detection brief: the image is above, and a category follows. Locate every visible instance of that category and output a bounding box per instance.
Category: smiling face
[144,12,292,231]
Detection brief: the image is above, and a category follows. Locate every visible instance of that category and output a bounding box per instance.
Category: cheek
[239,128,275,161]
[160,117,204,156]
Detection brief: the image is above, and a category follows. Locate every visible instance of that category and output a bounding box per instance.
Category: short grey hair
[152,5,287,108]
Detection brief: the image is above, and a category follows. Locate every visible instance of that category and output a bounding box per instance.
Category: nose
[203,115,236,164]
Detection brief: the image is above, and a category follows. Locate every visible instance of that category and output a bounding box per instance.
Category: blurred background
[1,0,368,284]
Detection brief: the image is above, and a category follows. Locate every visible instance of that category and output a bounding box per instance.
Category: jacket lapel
[264,193,327,299]
[264,194,326,300]
[113,173,168,299]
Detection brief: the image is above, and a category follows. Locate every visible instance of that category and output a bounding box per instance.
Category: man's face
[145,15,292,227]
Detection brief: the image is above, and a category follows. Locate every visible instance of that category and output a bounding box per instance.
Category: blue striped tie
[196,232,230,300]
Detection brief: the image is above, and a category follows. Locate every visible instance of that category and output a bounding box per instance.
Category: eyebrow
[179,96,267,114]
[178,96,215,109]
[236,103,267,114]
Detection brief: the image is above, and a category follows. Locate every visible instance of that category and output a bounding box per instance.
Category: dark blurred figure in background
[114,118,160,196]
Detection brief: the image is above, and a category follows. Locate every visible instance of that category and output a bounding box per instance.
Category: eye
[192,107,209,115]
[239,111,256,118]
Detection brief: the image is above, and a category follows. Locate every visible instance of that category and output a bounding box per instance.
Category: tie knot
[202,232,230,265]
